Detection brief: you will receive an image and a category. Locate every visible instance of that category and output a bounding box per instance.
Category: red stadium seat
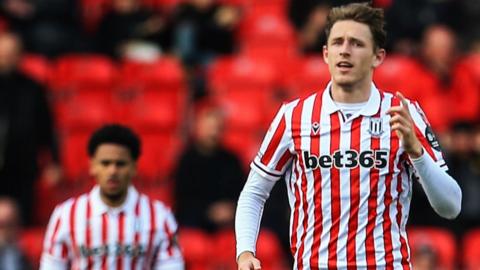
[283,55,331,98]
[59,129,97,182]
[19,54,51,85]
[208,55,278,96]
[119,90,185,131]
[462,229,480,270]
[135,131,182,181]
[178,228,214,270]
[408,227,457,270]
[449,54,480,123]
[50,54,117,94]
[212,229,288,270]
[54,91,115,131]
[239,8,297,60]
[118,57,185,93]
[19,227,45,270]
[374,55,450,131]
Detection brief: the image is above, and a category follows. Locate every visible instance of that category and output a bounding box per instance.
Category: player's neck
[100,191,128,208]
[331,79,372,103]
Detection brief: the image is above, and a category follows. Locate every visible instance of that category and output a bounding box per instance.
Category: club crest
[368,117,384,137]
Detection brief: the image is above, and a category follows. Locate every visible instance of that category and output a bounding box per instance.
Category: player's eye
[100,160,111,166]
[116,161,127,167]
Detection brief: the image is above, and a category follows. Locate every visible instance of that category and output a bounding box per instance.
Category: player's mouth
[336,61,353,72]
[106,178,121,189]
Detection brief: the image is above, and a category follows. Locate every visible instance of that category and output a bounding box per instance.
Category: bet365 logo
[303,149,388,169]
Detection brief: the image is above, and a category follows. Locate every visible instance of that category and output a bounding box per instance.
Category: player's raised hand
[386,92,423,159]
[237,251,262,270]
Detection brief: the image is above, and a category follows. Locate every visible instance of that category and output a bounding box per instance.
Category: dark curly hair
[87,124,141,161]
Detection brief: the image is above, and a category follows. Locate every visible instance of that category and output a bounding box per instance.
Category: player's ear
[372,48,386,68]
[89,158,95,176]
[323,45,329,64]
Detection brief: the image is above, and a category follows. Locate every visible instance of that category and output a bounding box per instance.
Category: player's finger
[252,259,262,270]
[389,114,410,127]
[396,91,413,117]
[387,107,410,122]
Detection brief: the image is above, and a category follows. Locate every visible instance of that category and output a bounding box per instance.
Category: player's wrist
[237,251,255,263]
[406,143,423,159]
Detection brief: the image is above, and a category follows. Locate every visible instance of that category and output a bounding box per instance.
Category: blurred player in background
[40,124,184,270]
[235,3,462,270]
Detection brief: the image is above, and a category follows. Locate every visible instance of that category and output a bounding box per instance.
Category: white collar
[90,185,139,216]
[322,81,381,116]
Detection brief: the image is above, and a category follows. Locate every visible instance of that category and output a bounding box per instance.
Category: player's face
[323,20,385,89]
[90,144,136,201]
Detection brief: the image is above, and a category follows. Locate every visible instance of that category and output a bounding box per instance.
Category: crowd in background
[0,0,480,269]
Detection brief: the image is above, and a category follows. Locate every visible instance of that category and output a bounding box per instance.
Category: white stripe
[75,195,88,270]
[318,107,331,268]
[107,212,118,269]
[373,95,392,268]
[336,119,352,265]
[355,116,371,267]
[300,94,316,268]
[390,142,405,268]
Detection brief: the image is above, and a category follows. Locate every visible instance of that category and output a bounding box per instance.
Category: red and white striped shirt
[251,83,446,270]
[40,185,184,270]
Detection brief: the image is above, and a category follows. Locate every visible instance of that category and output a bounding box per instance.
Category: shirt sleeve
[40,203,71,270]
[251,103,294,181]
[153,205,185,270]
[408,101,448,171]
[235,170,276,259]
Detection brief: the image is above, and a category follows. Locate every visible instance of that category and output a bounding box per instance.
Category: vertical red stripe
[396,155,411,270]
[86,199,93,269]
[275,150,292,171]
[61,243,69,259]
[291,98,308,270]
[101,213,108,270]
[69,198,78,258]
[346,117,363,269]
[290,164,301,257]
[145,200,157,268]
[164,221,174,257]
[382,97,400,269]
[131,198,141,269]
[261,113,286,165]
[327,113,341,270]
[365,115,381,270]
[49,217,62,255]
[309,93,322,269]
[117,212,125,270]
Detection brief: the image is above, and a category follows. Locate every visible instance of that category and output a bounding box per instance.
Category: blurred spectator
[410,24,459,132]
[174,98,245,232]
[447,123,480,234]
[409,122,479,236]
[170,0,240,67]
[0,32,60,225]
[420,25,458,84]
[289,0,329,54]
[384,0,460,54]
[95,0,170,60]
[0,197,31,270]
[456,0,480,51]
[0,0,85,57]
[411,245,439,270]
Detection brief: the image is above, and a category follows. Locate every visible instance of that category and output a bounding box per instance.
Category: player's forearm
[235,170,275,259]
[411,150,462,219]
